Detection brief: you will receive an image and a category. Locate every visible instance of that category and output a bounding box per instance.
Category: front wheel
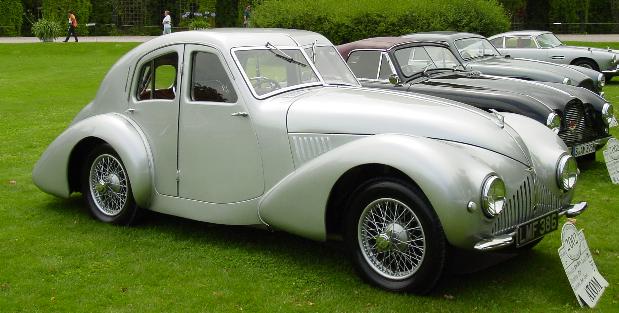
[81,144,141,225]
[573,59,599,71]
[344,179,446,294]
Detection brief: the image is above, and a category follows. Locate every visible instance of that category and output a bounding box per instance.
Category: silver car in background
[33,29,586,294]
[489,31,619,79]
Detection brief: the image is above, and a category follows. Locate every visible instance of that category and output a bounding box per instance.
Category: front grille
[492,172,566,235]
[558,101,602,147]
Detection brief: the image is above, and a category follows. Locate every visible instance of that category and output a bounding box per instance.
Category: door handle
[231,111,249,117]
[126,108,136,114]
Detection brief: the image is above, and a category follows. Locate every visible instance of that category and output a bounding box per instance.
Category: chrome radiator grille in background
[492,172,565,235]
[558,101,600,146]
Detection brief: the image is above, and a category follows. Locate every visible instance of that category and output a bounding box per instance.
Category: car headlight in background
[562,77,572,85]
[557,154,578,191]
[546,112,561,134]
[481,175,506,218]
[602,102,614,125]
[598,73,605,88]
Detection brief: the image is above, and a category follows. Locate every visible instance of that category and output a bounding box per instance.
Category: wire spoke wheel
[358,198,426,280]
[88,153,129,216]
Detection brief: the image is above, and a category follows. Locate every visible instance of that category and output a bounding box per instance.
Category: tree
[215,0,238,27]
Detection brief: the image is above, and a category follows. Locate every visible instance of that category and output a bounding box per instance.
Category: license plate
[516,211,559,247]
[572,141,596,157]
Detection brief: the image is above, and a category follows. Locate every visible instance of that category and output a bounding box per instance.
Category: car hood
[286,86,531,165]
[468,56,590,85]
[408,72,575,114]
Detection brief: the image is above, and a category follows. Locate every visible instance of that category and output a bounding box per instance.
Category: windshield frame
[231,45,326,100]
[453,37,501,61]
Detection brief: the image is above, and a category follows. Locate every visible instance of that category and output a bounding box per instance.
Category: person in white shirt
[162,10,172,35]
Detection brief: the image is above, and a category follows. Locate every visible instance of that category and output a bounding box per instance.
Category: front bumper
[602,65,619,75]
[473,202,587,251]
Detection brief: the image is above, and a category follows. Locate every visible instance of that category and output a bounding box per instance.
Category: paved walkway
[0,36,154,43]
[1,34,619,43]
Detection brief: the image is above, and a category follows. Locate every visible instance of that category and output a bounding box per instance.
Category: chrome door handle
[231,111,249,117]
[126,108,136,114]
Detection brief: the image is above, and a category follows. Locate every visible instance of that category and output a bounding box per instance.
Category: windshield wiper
[266,42,307,67]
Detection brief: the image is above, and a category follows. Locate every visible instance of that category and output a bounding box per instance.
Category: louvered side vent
[290,135,333,166]
[492,172,565,235]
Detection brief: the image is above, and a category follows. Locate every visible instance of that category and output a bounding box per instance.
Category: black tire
[343,178,446,294]
[604,74,614,83]
[573,59,600,72]
[81,144,141,225]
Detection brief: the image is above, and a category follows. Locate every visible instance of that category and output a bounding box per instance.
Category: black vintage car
[402,32,606,95]
[337,37,614,159]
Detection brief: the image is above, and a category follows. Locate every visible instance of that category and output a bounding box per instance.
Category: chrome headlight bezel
[556,154,578,191]
[602,102,614,125]
[598,73,605,88]
[546,112,561,134]
[481,175,506,218]
[562,77,572,85]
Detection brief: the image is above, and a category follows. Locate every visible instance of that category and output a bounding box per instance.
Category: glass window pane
[425,46,460,69]
[378,54,394,80]
[136,52,178,101]
[191,52,238,103]
[346,50,381,79]
[394,47,435,77]
[489,37,503,48]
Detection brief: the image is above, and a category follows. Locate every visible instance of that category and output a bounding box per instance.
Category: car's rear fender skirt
[32,113,153,207]
[258,134,496,246]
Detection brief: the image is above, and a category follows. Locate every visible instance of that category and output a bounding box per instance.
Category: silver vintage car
[33,29,586,293]
[489,31,619,79]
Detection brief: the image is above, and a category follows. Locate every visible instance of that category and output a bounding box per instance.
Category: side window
[378,54,394,80]
[136,52,178,101]
[506,36,536,48]
[346,50,381,79]
[489,37,503,48]
[191,51,238,103]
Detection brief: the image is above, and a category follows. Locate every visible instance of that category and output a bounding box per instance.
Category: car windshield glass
[394,46,461,77]
[235,48,321,97]
[454,37,500,60]
[536,33,563,48]
[304,45,359,86]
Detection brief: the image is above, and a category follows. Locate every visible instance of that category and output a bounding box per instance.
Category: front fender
[32,113,153,207]
[258,134,500,246]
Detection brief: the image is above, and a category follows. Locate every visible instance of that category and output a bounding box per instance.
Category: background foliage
[0,0,23,36]
[31,18,63,41]
[41,0,92,35]
[252,0,510,45]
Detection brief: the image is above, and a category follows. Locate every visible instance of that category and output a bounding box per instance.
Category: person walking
[63,11,78,42]
[243,5,251,28]
[162,10,172,35]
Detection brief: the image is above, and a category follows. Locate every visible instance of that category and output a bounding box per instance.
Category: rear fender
[32,113,153,207]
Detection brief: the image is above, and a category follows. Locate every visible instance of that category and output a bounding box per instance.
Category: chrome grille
[492,172,565,235]
[558,101,600,146]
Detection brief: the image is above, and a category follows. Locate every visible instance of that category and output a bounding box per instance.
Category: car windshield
[235,47,321,97]
[536,33,563,48]
[304,45,359,86]
[394,45,462,77]
[454,37,500,60]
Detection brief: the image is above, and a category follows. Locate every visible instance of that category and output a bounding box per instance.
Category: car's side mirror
[504,54,511,59]
[389,74,402,86]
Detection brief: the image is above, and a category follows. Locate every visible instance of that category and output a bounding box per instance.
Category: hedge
[42,0,92,35]
[252,0,510,44]
[0,0,23,36]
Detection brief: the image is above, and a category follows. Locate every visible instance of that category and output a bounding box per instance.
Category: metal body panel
[32,113,153,206]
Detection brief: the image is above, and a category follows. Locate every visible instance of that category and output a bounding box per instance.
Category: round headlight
[562,77,572,85]
[546,112,561,134]
[598,73,606,88]
[557,155,578,191]
[481,175,506,218]
[602,102,614,125]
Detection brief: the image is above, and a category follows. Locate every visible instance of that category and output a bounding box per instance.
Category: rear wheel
[344,178,446,294]
[81,144,141,225]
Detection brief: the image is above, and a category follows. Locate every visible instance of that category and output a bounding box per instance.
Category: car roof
[125,28,331,60]
[490,30,551,38]
[402,31,485,42]
[337,37,449,57]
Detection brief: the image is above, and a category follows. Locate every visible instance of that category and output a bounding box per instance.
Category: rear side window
[191,51,237,103]
[136,52,179,101]
[347,50,381,79]
[505,36,536,49]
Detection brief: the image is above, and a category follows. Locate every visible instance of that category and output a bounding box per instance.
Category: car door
[128,45,184,197]
[177,44,264,203]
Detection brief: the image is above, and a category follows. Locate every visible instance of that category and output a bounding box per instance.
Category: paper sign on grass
[603,137,619,184]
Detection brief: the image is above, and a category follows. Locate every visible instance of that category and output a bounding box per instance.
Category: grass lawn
[0,41,618,312]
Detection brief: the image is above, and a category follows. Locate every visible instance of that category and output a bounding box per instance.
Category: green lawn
[0,42,617,312]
